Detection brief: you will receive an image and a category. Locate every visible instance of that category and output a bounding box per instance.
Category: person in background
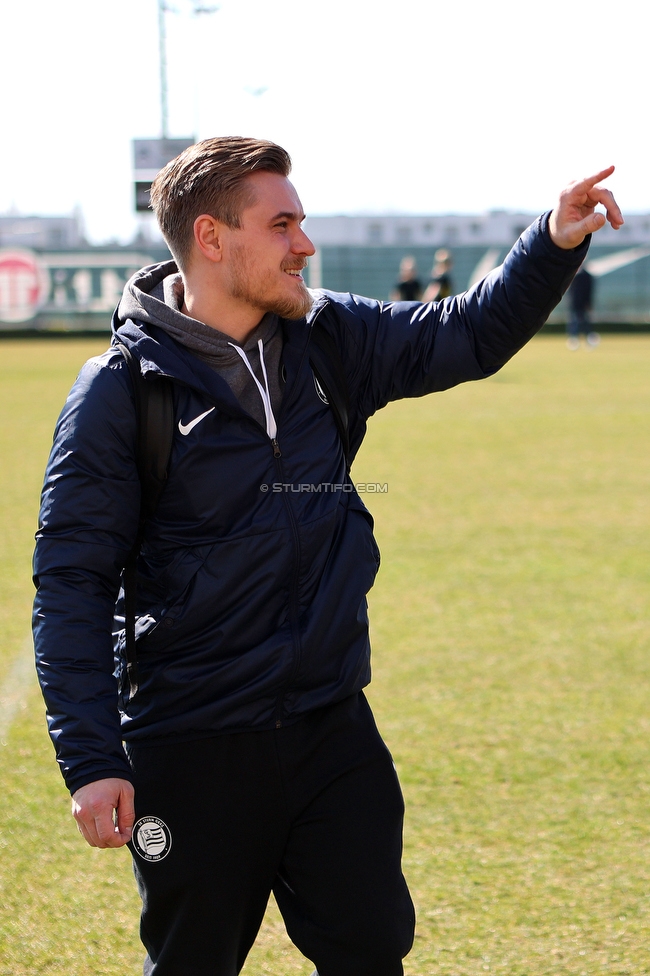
[566,264,599,349]
[390,255,422,301]
[422,248,453,302]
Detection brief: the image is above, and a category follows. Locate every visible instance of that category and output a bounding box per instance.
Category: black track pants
[127,693,415,976]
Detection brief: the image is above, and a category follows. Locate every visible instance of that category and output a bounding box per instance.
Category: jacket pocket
[115,544,214,707]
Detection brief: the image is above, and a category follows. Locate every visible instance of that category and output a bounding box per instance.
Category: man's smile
[284,264,307,279]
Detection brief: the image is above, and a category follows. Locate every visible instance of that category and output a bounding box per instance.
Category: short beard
[268,286,314,320]
[228,245,313,320]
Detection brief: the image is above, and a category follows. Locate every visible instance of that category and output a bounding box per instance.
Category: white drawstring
[228,339,278,440]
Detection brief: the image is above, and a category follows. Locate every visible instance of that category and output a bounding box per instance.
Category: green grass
[1,337,649,975]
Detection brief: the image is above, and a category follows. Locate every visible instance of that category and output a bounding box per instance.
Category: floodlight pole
[157,1,218,140]
[158,0,169,139]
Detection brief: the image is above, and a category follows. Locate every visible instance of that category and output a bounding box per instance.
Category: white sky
[1,0,648,243]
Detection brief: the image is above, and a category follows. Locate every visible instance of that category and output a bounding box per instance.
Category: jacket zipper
[269,434,303,728]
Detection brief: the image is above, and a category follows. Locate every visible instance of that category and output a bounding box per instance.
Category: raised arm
[318,168,623,433]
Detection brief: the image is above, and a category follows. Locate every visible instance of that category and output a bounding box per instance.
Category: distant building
[0,212,87,250]
[305,211,650,250]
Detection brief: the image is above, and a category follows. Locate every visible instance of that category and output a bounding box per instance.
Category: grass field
[0,336,648,975]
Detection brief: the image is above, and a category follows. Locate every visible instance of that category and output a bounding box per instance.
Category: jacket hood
[112,260,215,391]
[116,259,189,333]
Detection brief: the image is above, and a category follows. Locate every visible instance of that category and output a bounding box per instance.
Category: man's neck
[181,280,264,345]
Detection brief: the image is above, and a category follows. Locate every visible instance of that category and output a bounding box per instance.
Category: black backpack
[117,306,350,698]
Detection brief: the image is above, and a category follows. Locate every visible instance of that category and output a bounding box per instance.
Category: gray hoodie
[118,260,283,431]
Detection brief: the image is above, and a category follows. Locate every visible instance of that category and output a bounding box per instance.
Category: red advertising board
[0,249,49,323]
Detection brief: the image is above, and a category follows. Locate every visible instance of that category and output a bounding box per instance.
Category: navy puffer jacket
[33,215,587,794]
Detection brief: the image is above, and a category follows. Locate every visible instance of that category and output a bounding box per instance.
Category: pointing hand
[549,166,624,250]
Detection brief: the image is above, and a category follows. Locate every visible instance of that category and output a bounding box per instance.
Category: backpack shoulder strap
[116,341,174,698]
[116,342,175,519]
[308,305,351,468]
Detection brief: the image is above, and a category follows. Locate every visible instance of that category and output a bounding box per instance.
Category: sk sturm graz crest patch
[133,816,172,861]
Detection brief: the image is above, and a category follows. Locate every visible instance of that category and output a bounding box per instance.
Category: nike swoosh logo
[178,407,216,436]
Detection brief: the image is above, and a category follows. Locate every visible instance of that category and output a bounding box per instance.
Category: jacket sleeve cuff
[539,210,591,260]
[66,768,135,797]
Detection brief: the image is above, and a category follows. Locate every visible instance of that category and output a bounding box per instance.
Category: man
[566,263,598,348]
[33,138,622,976]
[421,248,453,302]
[390,255,422,301]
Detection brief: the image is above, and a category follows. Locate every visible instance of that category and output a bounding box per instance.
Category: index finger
[576,165,615,191]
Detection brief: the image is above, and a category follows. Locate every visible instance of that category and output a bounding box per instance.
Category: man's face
[224,171,315,320]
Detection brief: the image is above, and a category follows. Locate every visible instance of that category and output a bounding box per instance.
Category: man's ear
[193,214,225,264]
